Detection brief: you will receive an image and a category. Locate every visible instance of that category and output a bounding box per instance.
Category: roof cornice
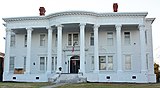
[146,18,155,24]
[3,11,148,22]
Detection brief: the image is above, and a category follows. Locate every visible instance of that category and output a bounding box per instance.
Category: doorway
[70,56,80,73]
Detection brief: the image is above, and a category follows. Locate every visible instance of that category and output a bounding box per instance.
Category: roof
[2,11,148,22]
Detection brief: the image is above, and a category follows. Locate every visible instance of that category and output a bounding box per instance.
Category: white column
[139,24,147,72]
[57,25,63,72]
[4,28,11,74]
[26,28,33,74]
[116,24,122,72]
[93,24,100,73]
[46,27,53,74]
[79,23,86,73]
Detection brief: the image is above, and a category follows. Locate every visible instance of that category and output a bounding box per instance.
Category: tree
[154,63,159,82]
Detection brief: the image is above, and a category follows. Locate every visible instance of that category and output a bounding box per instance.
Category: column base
[24,72,30,74]
[93,70,99,73]
[46,71,51,74]
[3,71,9,75]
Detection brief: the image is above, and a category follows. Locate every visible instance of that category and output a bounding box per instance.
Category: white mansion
[2,10,156,83]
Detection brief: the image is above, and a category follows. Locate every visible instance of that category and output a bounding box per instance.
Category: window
[40,34,45,46]
[145,31,148,44]
[55,57,57,70]
[91,56,94,70]
[24,35,27,47]
[107,32,113,45]
[107,56,113,70]
[55,34,57,47]
[68,33,79,46]
[146,54,149,69]
[99,56,106,70]
[9,57,15,72]
[124,32,130,45]
[52,57,58,71]
[40,57,45,71]
[68,34,72,46]
[125,55,131,70]
[10,35,15,47]
[24,56,26,71]
[52,57,54,71]
[90,33,94,46]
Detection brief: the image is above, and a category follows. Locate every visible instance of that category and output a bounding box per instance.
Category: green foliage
[154,63,159,82]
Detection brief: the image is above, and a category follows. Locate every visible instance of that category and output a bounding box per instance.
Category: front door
[70,56,80,73]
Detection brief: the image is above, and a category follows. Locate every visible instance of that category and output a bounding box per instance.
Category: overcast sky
[0,0,160,63]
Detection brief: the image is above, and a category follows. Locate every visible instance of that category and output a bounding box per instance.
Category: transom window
[68,33,79,46]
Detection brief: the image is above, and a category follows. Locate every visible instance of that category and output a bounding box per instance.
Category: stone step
[55,74,79,83]
[49,73,87,83]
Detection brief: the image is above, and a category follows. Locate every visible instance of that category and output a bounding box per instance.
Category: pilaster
[139,24,147,72]
[4,28,12,74]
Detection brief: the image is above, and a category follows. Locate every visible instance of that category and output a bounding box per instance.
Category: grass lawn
[57,83,160,88]
[0,82,53,88]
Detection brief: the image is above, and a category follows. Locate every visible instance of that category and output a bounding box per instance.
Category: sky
[0,0,160,64]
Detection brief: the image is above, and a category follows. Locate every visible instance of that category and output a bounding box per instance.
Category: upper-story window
[145,30,148,44]
[10,34,15,47]
[55,34,57,47]
[68,33,79,46]
[24,35,27,47]
[124,32,131,45]
[90,33,94,46]
[107,32,113,45]
[40,34,46,46]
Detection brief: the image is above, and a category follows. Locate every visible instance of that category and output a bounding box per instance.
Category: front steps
[48,73,87,83]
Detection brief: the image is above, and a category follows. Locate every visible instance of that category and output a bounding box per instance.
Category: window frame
[9,56,15,72]
[10,34,15,47]
[107,32,114,46]
[24,34,27,47]
[67,33,79,46]
[124,55,132,71]
[124,32,131,45]
[90,33,94,46]
[99,56,106,70]
[40,34,46,46]
[107,55,114,70]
